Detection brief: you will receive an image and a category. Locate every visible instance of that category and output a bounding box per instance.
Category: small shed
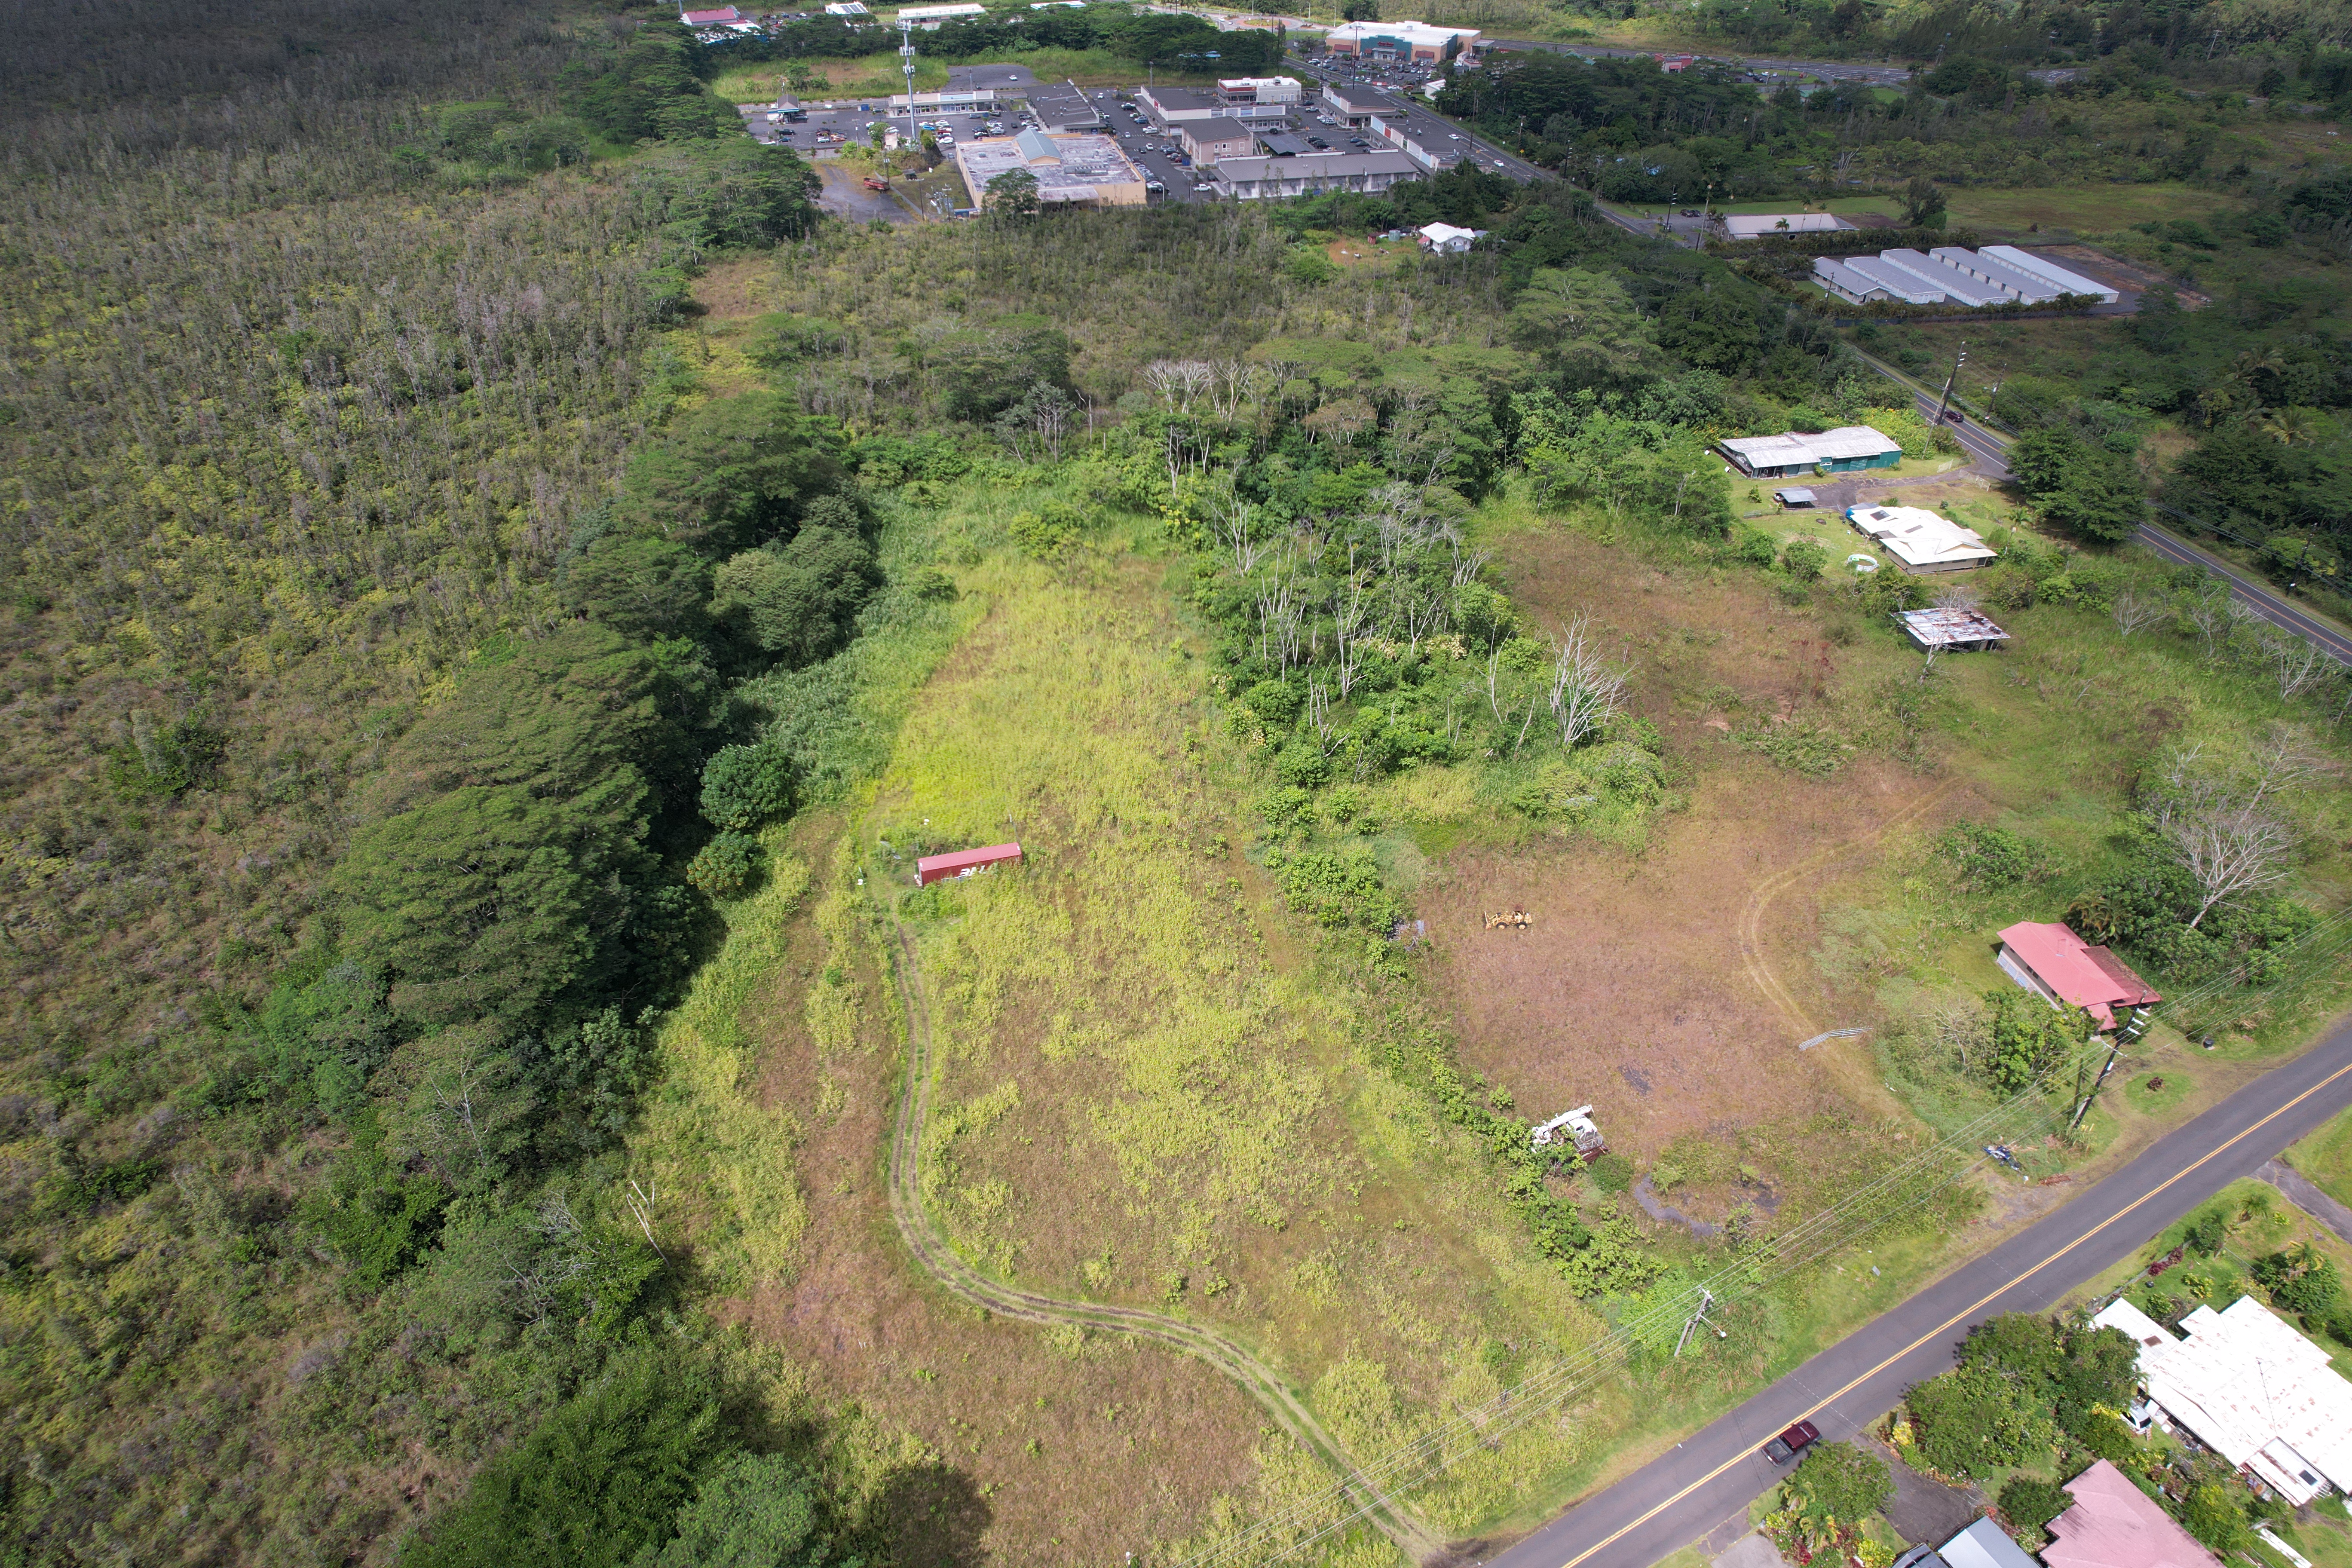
[1418,221,1481,254]
[1896,606,2009,651]
[915,841,1023,886]
[1774,487,1817,508]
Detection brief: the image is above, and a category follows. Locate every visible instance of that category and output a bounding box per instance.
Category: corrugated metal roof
[1724,212,1843,236]
[1982,245,2119,302]
[1015,127,1059,162]
[2134,1298,2352,1502]
[1930,247,2061,302]
[1998,921,2159,1021]
[2044,1460,2220,1568]
[1845,256,1948,303]
[1938,1518,2043,1568]
[1812,257,1889,300]
[1882,249,2009,305]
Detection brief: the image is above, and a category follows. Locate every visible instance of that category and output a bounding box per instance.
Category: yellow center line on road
[1550,1054,2352,1568]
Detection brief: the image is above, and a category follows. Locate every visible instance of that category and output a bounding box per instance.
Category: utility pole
[1933,340,1966,424]
[1674,1289,1724,1357]
[2070,1007,2146,1130]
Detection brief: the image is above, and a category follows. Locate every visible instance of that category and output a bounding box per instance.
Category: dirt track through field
[1736,781,1961,1038]
[886,925,1444,1566]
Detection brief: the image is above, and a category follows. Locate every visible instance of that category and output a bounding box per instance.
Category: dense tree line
[710,0,1286,74]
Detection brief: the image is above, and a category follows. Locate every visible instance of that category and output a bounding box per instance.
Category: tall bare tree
[2149,737,2325,928]
[1547,615,1629,749]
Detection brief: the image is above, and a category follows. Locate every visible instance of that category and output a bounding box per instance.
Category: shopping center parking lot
[737,60,1534,211]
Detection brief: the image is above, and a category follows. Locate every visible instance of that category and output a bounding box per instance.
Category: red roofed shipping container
[915,842,1023,886]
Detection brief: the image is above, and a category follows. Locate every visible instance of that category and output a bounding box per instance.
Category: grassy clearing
[2287,1106,2352,1211]
[844,478,2011,1550]
[1939,182,2248,239]
[857,491,1608,1544]
[713,53,954,100]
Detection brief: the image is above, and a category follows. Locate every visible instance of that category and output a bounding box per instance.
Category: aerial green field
[9,0,2352,1564]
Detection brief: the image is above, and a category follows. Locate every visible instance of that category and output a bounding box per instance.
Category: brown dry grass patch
[1425,528,1987,1167]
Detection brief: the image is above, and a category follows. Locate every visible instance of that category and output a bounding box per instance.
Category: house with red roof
[2041,1460,2219,1568]
[1994,920,2160,1031]
[681,5,743,22]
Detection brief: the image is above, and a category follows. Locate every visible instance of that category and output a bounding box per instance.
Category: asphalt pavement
[1481,1023,2352,1568]
[1878,374,2352,665]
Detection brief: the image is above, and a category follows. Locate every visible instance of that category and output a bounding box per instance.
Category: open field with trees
[9,0,2352,1562]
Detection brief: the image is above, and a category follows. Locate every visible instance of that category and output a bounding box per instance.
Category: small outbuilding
[1935,1519,2042,1568]
[915,842,1024,886]
[1995,920,2159,1031]
[1896,606,2009,651]
[1774,487,1817,508]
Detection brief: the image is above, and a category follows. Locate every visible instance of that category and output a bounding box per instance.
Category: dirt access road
[1475,1021,2352,1568]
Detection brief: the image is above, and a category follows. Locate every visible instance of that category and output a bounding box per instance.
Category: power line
[1172,907,2352,1567]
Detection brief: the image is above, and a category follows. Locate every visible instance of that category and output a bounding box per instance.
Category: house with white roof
[1719,426,1902,479]
[1417,221,1481,254]
[1845,504,1997,573]
[1722,212,1850,239]
[2091,1295,2352,1506]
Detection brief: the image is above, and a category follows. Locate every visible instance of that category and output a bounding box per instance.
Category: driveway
[1871,1436,1983,1548]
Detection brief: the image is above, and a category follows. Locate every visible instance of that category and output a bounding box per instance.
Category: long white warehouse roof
[1931,247,2061,302]
[1881,249,2008,306]
[1845,256,1946,304]
[1981,245,2120,303]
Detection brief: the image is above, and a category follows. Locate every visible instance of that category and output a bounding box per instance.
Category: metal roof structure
[2104,1296,2352,1506]
[1880,249,2009,305]
[2042,1460,2221,1568]
[1812,257,1891,304]
[915,842,1023,886]
[1844,503,1996,572]
[1896,606,2009,650]
[1931,246,2061,302]
[1997,920,2159,1029]
[1936,1520,2042,1568]
[1844,255,1948,303]
[1722,212,1847,238]
[1208,149,1420,198]
[1982,244,2121,303]
[954,131,1148,205]
[1722,426,1901,472]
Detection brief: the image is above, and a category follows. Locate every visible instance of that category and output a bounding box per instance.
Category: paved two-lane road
[1478,1025,2352,1568]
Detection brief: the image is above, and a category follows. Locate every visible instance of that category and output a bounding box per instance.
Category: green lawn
[2286,1105,2352,1212]
[1941,182,2247,240]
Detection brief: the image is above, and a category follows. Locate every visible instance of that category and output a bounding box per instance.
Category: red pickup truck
[861,175,889,192]
[1763,1420,1821,1464]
